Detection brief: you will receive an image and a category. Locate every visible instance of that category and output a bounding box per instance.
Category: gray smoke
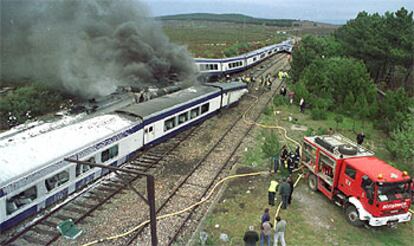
[0,0,197,97]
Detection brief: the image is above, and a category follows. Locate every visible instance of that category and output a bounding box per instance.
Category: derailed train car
[194,40,293,76]
[0,82,248,231]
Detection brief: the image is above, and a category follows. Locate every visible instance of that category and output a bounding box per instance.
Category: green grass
[193,94,413,246]
[162,21,289,58]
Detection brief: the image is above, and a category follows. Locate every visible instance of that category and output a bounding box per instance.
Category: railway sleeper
[129,162,157,168]
[96,185,121,193]
[54,213,73,221]
[63,206,88,214]
[31,226,58,236]
[102,181,125,188]
[72,200,98,209]
[40,220,58,228]
[124,165,148,171]
[22,234,50,245]
[137,156,160,162]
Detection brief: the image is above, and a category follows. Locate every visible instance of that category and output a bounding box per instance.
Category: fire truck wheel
[345,205,364,226]
[338,144,358,155]
[308,174,317,191]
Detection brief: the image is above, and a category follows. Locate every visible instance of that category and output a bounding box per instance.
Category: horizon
[144,0,414,25]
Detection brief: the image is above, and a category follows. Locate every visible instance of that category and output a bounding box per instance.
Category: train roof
[116,84,220,120]
[0,114,134,187]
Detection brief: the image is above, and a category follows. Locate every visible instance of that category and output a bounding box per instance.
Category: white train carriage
[195,40,293,76]
[0,82,248,231]
[0,114,142,231]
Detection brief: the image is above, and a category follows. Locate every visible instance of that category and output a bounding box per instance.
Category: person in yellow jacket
[268,180,279,206]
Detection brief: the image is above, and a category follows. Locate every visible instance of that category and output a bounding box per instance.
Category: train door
[144,125,156,144]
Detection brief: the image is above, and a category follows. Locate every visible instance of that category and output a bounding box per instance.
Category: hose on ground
[82,79,304,246]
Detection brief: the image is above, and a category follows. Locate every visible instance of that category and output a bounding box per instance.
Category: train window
[164,117,176,131]
[6,186,37,215]
[201,103,209,114]
[45,170,69,192]
[253,57,257,61]
[190,107,200,119]
[76,157,94,177]
[260,54,265,58]
[101,145,119,162]
[214,64,218,70]
[345,165,357,179]
[178,112,188,125]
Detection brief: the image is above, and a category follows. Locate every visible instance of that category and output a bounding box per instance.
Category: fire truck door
[339,164,357,195]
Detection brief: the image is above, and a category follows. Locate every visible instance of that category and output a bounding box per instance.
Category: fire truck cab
[303,134,412,227]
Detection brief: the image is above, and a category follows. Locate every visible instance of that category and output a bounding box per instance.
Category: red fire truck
[303,134,412,226]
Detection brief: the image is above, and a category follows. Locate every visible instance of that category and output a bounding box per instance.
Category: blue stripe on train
[45,188,69,207]
[0,205,37,232]
[0,87,246,231]
[143,92,221,125]
[75,173,95,190]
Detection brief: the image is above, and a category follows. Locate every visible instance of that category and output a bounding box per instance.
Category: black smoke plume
[0,0,196,97]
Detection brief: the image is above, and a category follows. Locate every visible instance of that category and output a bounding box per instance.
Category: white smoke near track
[0,0,196,97]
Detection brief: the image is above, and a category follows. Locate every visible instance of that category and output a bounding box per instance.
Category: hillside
[157,13,296,27]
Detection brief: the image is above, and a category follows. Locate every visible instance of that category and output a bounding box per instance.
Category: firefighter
[280,146,288,169]
[287,176,294,205]
[356,132,365,145]
[272,155,279,174]
[268,180,279,206]
[279,178,291,209]
[295,146,301,168]
[287,154,295,174]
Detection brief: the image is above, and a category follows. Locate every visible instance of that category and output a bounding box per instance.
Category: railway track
[1,128,198,246]
[125,57,289,245]
[1,53,287,246]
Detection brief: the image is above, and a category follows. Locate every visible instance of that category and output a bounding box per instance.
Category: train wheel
[308,174,318,191]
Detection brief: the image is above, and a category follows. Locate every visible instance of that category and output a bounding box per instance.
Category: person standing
[356,132,365,145]
[287,154,295,174]
[244,225,259,246]
[272,155,279,174]
[274,216,287,246]
[299,97,305,113]
[287,175,294,205]
[280,86,287,97]
[268,180,279,206]
[280,146,288,169]
[279,178,291,209]
[260,221,273,246]
[261,208,270,223]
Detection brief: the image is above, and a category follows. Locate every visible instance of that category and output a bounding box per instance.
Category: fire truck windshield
[377,181,411,202]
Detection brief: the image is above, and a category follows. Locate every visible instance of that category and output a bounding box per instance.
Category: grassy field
[192,94,413,245]
[161,20,337,58]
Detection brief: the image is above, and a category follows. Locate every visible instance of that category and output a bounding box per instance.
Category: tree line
[289,7,414,162]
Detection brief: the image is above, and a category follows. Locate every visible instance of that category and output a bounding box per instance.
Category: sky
[143,0,414,24]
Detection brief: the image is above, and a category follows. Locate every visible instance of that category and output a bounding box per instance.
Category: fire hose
[81,83,301,245]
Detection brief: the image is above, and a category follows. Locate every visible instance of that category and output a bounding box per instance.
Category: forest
[289,7,414,162]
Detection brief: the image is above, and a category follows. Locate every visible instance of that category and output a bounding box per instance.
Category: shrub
[310,107,327,120]
[272,96,288,106]
[0,84,63,128]
[386,116,414,161]
[261,130,280,159]
[263,105,273,116]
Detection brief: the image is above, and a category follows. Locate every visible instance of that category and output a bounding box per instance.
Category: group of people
[274,145,300,175]
[268,176,294,209]
[279,86,305,112]
[243,209,288,246]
